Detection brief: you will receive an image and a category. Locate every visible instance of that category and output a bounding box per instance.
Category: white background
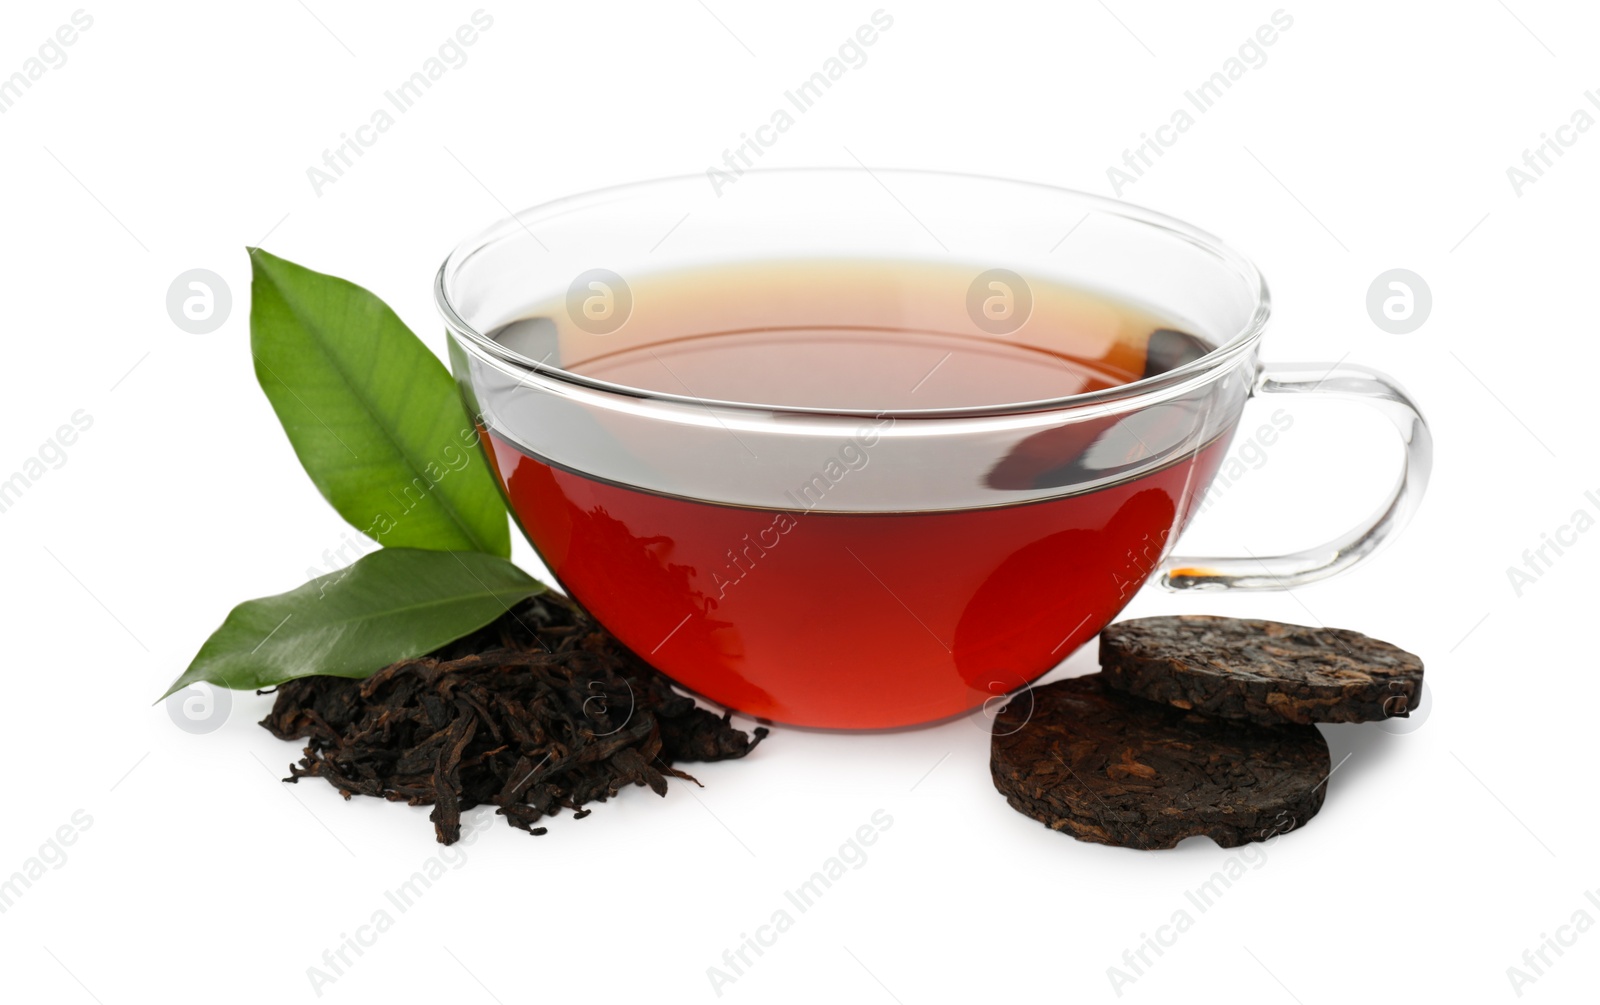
[1,2,1595,1002]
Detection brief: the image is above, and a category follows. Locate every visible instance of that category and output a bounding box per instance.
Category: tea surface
[493,258,1189,410]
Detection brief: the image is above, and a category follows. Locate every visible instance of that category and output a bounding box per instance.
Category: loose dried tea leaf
[260,592,767,844]
[1099,615,1425,726]
[990,674,1328,850]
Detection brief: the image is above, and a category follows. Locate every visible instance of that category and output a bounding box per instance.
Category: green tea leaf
[248,248,510,557]
[162,548,542,698]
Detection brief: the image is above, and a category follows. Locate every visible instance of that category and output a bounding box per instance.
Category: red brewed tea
[480,260,1231,728]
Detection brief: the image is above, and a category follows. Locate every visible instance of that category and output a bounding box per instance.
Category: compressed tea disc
[1099,615,1424,727]
[990,674,1329,849]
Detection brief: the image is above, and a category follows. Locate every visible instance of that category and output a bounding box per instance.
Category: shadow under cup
[436,171,1276,730]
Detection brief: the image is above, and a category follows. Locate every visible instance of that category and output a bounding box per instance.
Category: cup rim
[434,167,1271,420]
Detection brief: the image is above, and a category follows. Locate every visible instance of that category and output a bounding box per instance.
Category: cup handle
[1160,361,1432,591]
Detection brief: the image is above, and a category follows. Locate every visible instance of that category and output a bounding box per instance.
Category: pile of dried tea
[261,593,767,845]
[991,616,1423,850]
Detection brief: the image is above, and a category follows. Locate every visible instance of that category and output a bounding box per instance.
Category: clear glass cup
[436,169,1432,729]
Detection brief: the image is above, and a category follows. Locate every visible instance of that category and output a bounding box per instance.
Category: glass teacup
[437,169,1431,729]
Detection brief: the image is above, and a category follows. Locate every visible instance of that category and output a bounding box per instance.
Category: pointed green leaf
[248,248,510,557]
[162,548,542,698]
